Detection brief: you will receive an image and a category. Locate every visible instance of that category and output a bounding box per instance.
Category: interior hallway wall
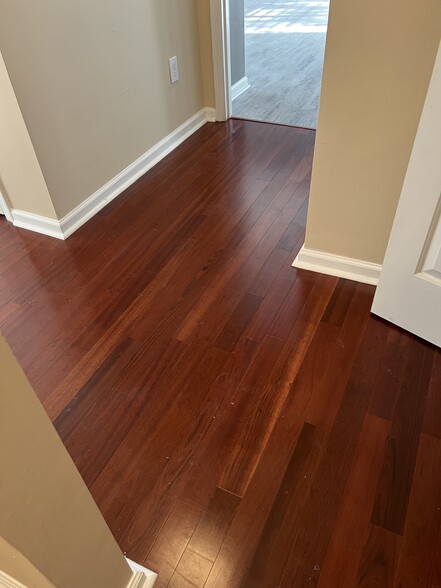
[0,334,133,588]
[0,51,57,220]
[0,0,205,218]
[197,0,216,108]
[0,538,55,588]
[305,0,441,264]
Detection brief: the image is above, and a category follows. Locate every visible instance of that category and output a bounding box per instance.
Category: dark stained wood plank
[41,237,205,418]
[244,235,305,342]
[218,276,336,498]
[223,168,295,251]
[110,120,257,226]
[192,178,269,245]
[4,200,209,372]
[127,244,233,346]
[144,499,202,588]
[119,338,259,562]
[204,295,336,588]
[257,137,302,182]
[0,235,41,279]
[317,415,390,588]
[356,525,401,588]
[276,195,309,252]
[90,342,228,542]
[0,300,20,327]
[216,334,287,497]
[241,423,324,588]
[176,180,313,346]
[422,349,441,439]
[431,531,441,588]
[277,316,385,588]
[53,337,138,440]
[371,338,436,535]
[204,391,314,588]
[320,276,356,327]
[300,283,375,433]
[4,129,278,352]
[54,337,186,486]
[215,292,262,352]
[267,269,318,341]
[368,325,416,421]
[393,433,441,588]
[247,247,289,298]
[290,154,313,182]
[168,488,240,588]
[306,280,374,431]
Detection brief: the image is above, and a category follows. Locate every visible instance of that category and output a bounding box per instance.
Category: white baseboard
[126,558,157,588]
[11,210,64,240]
[0,559,157,588]
[293,245,382,286]
[231,76,250,101]
[0,570,26,588]
[205,107,217,122]
[9,108,215,240]
[0,190,13,222]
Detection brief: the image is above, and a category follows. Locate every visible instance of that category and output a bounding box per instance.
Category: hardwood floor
[1,119,440,587]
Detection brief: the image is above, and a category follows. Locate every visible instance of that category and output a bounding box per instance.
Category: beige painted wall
[0,538,54,588]
[305,0,441,265]
[0,334,133,588]
[0,0,204,218]
[197,0,216,108]
[0,52,57,219]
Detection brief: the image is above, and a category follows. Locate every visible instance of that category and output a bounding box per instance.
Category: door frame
[0,189,13,222]
[210,0,233,121]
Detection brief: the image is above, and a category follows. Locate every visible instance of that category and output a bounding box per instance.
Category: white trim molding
[210,0,232,121]
[10,108,215,240]
[0,570,27,588]
[11,210,64,239]
[0,560,157,588]
[126,558,157,588]
[231,76,250,101]
[205,107,217,123]
[0,190,13,222]
[293,245,382,286]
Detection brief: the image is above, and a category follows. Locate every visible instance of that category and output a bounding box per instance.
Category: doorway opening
[228,0,330,129]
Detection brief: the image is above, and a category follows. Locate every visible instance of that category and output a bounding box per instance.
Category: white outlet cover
[169,56,179,84]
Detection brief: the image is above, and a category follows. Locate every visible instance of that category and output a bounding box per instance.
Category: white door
[0,192,6,216]
[372,42,441,347]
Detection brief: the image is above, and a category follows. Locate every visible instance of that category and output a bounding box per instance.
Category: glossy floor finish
[1,120,440,588]
[232,0,329,128]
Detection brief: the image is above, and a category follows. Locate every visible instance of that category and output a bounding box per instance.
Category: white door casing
[372,42,441,347]
[210,0,232,121]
